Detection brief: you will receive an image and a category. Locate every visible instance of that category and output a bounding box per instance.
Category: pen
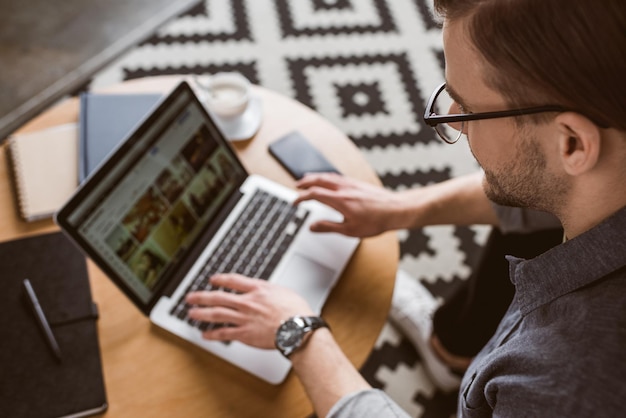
[22,278,63,362]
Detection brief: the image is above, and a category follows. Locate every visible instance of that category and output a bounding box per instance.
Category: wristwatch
[275,315,329,358]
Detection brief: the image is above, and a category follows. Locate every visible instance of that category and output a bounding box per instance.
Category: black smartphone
[268,131,341,180]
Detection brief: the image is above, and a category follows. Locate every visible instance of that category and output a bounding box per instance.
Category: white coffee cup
[202,72,251,118]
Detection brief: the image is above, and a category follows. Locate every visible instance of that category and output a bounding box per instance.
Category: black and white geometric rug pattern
[90,1,489,416]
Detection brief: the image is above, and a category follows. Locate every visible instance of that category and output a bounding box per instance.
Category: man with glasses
[186,0,625,416]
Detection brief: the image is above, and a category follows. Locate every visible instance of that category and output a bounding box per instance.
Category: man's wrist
[288,326,333,363]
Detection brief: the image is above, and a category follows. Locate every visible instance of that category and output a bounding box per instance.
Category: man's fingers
[296,172,344,191]
[293,186,346,210]
[309,220,348,235]
[185,277,257,312]
[201,325,247,342]
[208,273,263,293]
[188,305,245,325]
[185,288,242,309]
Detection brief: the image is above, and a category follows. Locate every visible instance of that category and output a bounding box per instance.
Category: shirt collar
[509,205,626,316]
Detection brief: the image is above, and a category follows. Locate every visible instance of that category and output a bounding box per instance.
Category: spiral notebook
[5,124,78,221]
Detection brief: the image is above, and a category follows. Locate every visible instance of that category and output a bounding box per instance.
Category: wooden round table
[0,76,399,417]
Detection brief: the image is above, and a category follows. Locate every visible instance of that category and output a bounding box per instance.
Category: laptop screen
[58,83,247,306]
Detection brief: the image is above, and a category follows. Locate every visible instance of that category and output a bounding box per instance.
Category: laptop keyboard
[169,189,309,331]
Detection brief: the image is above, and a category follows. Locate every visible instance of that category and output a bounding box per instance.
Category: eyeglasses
[423,83,570,144]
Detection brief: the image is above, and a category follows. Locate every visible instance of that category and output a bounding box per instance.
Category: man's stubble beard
[475,128,568,214]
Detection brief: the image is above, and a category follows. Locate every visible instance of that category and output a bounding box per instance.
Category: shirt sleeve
[327,389,411,418]
[491,204,561,234]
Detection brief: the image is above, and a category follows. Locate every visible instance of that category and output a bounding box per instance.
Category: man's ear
[554,112,602,176]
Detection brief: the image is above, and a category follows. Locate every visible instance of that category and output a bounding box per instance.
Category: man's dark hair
[434,0,626,130]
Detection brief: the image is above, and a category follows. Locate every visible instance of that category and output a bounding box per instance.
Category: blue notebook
[78,92,163,182]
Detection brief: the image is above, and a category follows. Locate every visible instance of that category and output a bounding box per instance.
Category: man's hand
[186,273,314,349]
[294,173,401,237]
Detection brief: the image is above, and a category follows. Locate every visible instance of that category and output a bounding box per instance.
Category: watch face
[276,318,304,351]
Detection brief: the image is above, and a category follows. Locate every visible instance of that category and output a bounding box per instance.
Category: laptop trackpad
[273,253,336,313]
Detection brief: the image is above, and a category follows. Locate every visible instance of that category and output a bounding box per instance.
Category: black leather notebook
[79,92,163,182]
[0,232,107,418]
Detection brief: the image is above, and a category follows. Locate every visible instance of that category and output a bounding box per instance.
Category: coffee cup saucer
[208,94,262,142]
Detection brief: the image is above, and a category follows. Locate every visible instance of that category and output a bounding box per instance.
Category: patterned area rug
[90,1,490,416]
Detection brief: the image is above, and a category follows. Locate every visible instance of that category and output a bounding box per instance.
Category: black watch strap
[302,315,329,332]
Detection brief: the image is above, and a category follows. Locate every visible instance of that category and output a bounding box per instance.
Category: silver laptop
[55,81,359,384]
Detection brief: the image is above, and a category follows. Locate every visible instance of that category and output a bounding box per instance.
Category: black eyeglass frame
[423,83,571,144]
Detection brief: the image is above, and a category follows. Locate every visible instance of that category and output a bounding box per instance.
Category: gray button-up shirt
[329,205,626,417]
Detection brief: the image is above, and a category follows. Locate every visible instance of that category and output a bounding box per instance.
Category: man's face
[442,18,567,211]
